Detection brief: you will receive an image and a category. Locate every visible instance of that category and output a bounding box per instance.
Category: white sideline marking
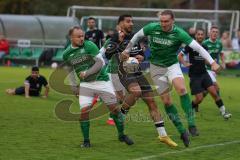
[132,140,240,160]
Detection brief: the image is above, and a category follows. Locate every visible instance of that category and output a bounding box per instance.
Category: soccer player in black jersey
[178,28,232,120]
[101,15,177,147]
[6,66,49,98]
[85,17,105,49]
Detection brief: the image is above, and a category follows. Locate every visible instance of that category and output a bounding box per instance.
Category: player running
[178,28,232,120]
[203,26,225,96]
[121,10,220,147]
[62,26,133,148]
[101,14,177,147]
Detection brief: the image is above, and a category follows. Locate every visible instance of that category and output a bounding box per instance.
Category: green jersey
[62,40,109,82]
[202,38,223,70]
[143,22,193,67]
[202,38,223,61]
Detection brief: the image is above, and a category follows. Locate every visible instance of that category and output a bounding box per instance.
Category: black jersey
[105,32,144,75]
[25,75,48,94]
[85,29,104,49]
[182,45,208,77]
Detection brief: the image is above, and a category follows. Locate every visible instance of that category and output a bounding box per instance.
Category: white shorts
[108,73,125,92]
[207,70,217,83]
[79,81,117,109]
[150,63,184,94]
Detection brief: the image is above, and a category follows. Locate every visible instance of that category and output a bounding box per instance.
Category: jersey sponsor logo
[152,37,173,46]
[70,55,89,65]
[154,32,161,35]
[168,33,175,38]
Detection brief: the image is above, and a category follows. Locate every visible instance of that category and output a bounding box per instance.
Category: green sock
[180,94,195,127]
[110,112,124,138]
[165,104,186,134]
[80,121,90,141]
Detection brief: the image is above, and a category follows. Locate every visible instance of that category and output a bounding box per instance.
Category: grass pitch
[0,66,239,160]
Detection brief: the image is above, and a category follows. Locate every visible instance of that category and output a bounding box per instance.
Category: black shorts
[118,72,152,94]
[15,86,40,96]
[190,73,213,95]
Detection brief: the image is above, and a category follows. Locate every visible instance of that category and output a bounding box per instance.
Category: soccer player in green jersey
[63,26,133,148]
[121,10,220,147]
[203,26,225,96]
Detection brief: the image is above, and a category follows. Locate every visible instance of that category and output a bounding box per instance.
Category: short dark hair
[32,66,39,72]
[210,26,219,30]
[118,14,132,24]
[160,10,175,19]
[68,26,82,36]
[88,17,96,21]
[196,28,205,33]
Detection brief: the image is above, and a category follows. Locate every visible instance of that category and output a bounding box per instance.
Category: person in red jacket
[0,34,9,58]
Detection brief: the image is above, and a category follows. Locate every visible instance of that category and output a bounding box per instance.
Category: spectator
[39,48,56,66]
[221,31,232,50]
[0,34,9,59]
[6,66,49,98]
[85,17,105,48]
[232,30,240,52]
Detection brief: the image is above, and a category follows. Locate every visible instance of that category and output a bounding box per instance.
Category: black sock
[155,121,165,128]
[215,99,223,108]
[120,107,129,114]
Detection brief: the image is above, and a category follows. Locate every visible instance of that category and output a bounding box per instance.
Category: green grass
[0,66,240,160]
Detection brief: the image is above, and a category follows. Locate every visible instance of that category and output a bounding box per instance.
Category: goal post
[67,5,239,38]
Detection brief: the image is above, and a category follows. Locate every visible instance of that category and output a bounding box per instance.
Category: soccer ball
[123,57,139,73]
[51,62,58,69]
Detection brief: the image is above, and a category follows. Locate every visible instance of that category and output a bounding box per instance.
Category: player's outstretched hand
[80,71,86,79]
[221,63,226,69]
[134,55,144,62]
[120,51,129,61]
[211,61,221,73]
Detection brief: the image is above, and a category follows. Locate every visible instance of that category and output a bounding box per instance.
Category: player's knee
[160,94,172,106]
[110,109,119,115]
[177,87,187,95]
[195,96,203,104]
[162,98,172,106]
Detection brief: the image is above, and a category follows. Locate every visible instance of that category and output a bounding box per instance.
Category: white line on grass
[132,140,240,160]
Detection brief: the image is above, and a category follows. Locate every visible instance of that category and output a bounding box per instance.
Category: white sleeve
[84,53,104,77]
[125,28,145,53]
[99,47,108,65]
[189,40,214,64]
[232,38,239,51]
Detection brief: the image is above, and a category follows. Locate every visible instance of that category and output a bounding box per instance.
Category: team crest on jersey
[154,32,161,35]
